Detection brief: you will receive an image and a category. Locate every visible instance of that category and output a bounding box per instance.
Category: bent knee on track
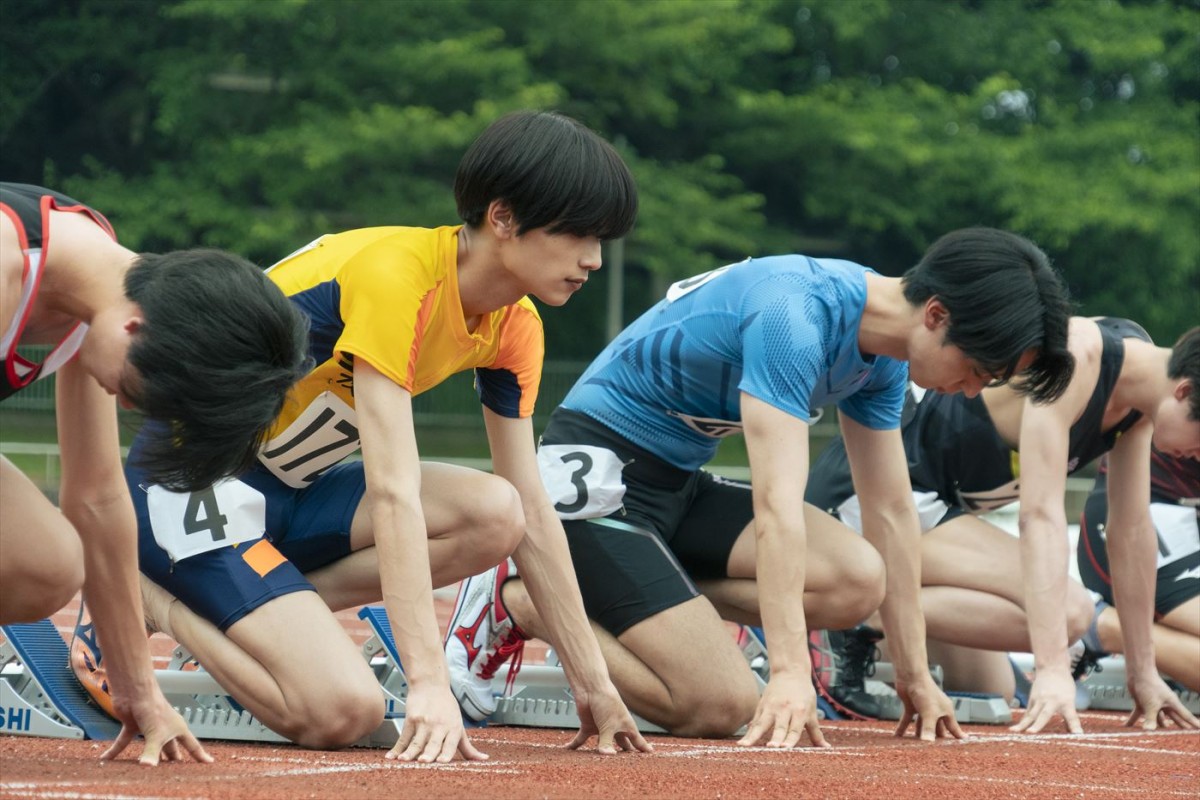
[659,669,759,738]
[284,684,386,749]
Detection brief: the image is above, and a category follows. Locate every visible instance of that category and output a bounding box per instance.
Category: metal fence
[0,349,589,425]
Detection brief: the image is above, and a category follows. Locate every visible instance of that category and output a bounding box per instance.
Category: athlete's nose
[580,240,602,271]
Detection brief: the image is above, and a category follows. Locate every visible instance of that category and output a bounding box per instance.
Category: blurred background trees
[3,0,1196,364]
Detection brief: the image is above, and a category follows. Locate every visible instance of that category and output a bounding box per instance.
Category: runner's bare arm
[354,358,486,763]
[840,413,964,742]
[484,408,651,754]
[738,393,827,748]
[56,357,211,764]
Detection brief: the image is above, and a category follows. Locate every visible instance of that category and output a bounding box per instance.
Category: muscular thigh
[224,589,378,697]
[618,594,753,696]
[724,502,880,591]
[0,457,81,587]
[1159,595,1200,637]
[349,461,519,548]
[921,515,1026,604]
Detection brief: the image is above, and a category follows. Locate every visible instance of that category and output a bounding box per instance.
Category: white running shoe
[444,559,528,721]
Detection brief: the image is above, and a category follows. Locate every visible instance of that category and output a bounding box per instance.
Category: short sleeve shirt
[561,255,908,471]
[259,226,544,486]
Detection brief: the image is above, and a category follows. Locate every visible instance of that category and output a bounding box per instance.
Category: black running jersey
[1097,447,1200,506]
[0,183,115,401]
[806,317,1153,516]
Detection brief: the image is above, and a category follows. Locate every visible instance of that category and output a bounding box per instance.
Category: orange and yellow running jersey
[258,225,544,487]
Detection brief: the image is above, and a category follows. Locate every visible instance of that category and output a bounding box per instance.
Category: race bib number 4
[147,479,267,563]
[537,444,626,520]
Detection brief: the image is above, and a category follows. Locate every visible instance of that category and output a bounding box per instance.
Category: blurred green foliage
[2,0,1196,361]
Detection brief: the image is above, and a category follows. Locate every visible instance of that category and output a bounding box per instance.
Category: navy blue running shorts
[128,450,366,632]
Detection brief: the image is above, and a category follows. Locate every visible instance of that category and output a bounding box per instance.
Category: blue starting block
[357,605,410,721]
[2,615,403,746]
[1,619,120,740]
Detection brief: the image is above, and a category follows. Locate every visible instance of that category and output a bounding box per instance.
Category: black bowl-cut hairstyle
[902,227,1075,404]
[455,110,638,242]
[122,249,311,491]
[1168,327,1200,421]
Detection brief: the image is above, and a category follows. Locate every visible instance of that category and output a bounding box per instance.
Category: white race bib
[1148,503,1200,570]
[259,391,360,488]
[146,478,268,563]
[537,444,626,520]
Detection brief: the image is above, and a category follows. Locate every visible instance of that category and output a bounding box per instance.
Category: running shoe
[1068,639,1107,682]
[444,559,529,721]
[809,625,885,720]
[68,600,117,718]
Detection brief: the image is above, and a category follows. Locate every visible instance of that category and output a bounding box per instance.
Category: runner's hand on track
[1011,667,1083,734]
[387,683,488,763]
[568,682,653,754]
[893,675,967,742]
[738,672,829,748]
[104,688,213,766]
[1127,673,1200,731]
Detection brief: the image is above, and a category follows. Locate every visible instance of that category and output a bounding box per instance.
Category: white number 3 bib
[146,478,268,563]
[537,444,626,521]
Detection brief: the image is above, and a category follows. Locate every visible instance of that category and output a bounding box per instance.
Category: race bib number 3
[147,478,268,563]
[537,444,627,521]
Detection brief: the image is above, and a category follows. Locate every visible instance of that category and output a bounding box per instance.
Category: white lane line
[659,747,870,758]
[1047,740,1200,756]
[223,754,522,776]
[1,785,202,800]
[852,725,1200,742]
[952,729,1200,745]
[255,763,521,777]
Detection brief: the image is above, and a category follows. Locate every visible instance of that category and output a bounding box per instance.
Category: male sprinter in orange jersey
[99,111,650,761]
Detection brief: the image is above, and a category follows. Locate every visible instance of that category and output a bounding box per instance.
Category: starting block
[1,620,120,740]
[2,616,401,746]
[1008,652,1200,715]
[489,660,668,733]
[358,606,667,734]
[740,625,1012,725]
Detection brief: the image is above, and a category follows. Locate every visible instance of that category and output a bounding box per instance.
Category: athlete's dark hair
[1167,327,1200,421]
[455,110,638,241]
[902,227,1075,404]
[121,249,310,491]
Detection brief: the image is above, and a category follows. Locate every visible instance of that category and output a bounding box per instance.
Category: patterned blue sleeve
[739,292,831,421]
[837,357,908,430]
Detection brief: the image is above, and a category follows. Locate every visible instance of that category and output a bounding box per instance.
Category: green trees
[3,0,1195,351]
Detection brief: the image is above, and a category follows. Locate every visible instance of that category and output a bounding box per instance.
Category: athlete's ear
[487,200,516,239]
[924,298,950,331]
[1175,378,1194,404]
[123,317,144,336]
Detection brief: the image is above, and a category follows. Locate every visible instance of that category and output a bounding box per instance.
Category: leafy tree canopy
[2,0,1195,355]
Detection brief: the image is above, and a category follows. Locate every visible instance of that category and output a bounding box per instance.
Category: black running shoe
[809,625,885,720]
[1069,640,1106,681]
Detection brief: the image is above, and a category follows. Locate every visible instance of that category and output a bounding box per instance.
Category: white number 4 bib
[146,478,268,563]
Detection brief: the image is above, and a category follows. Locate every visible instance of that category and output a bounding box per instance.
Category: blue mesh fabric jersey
[561,255,909,471]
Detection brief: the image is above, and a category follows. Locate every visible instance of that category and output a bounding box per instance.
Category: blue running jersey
[561,255,908,470]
